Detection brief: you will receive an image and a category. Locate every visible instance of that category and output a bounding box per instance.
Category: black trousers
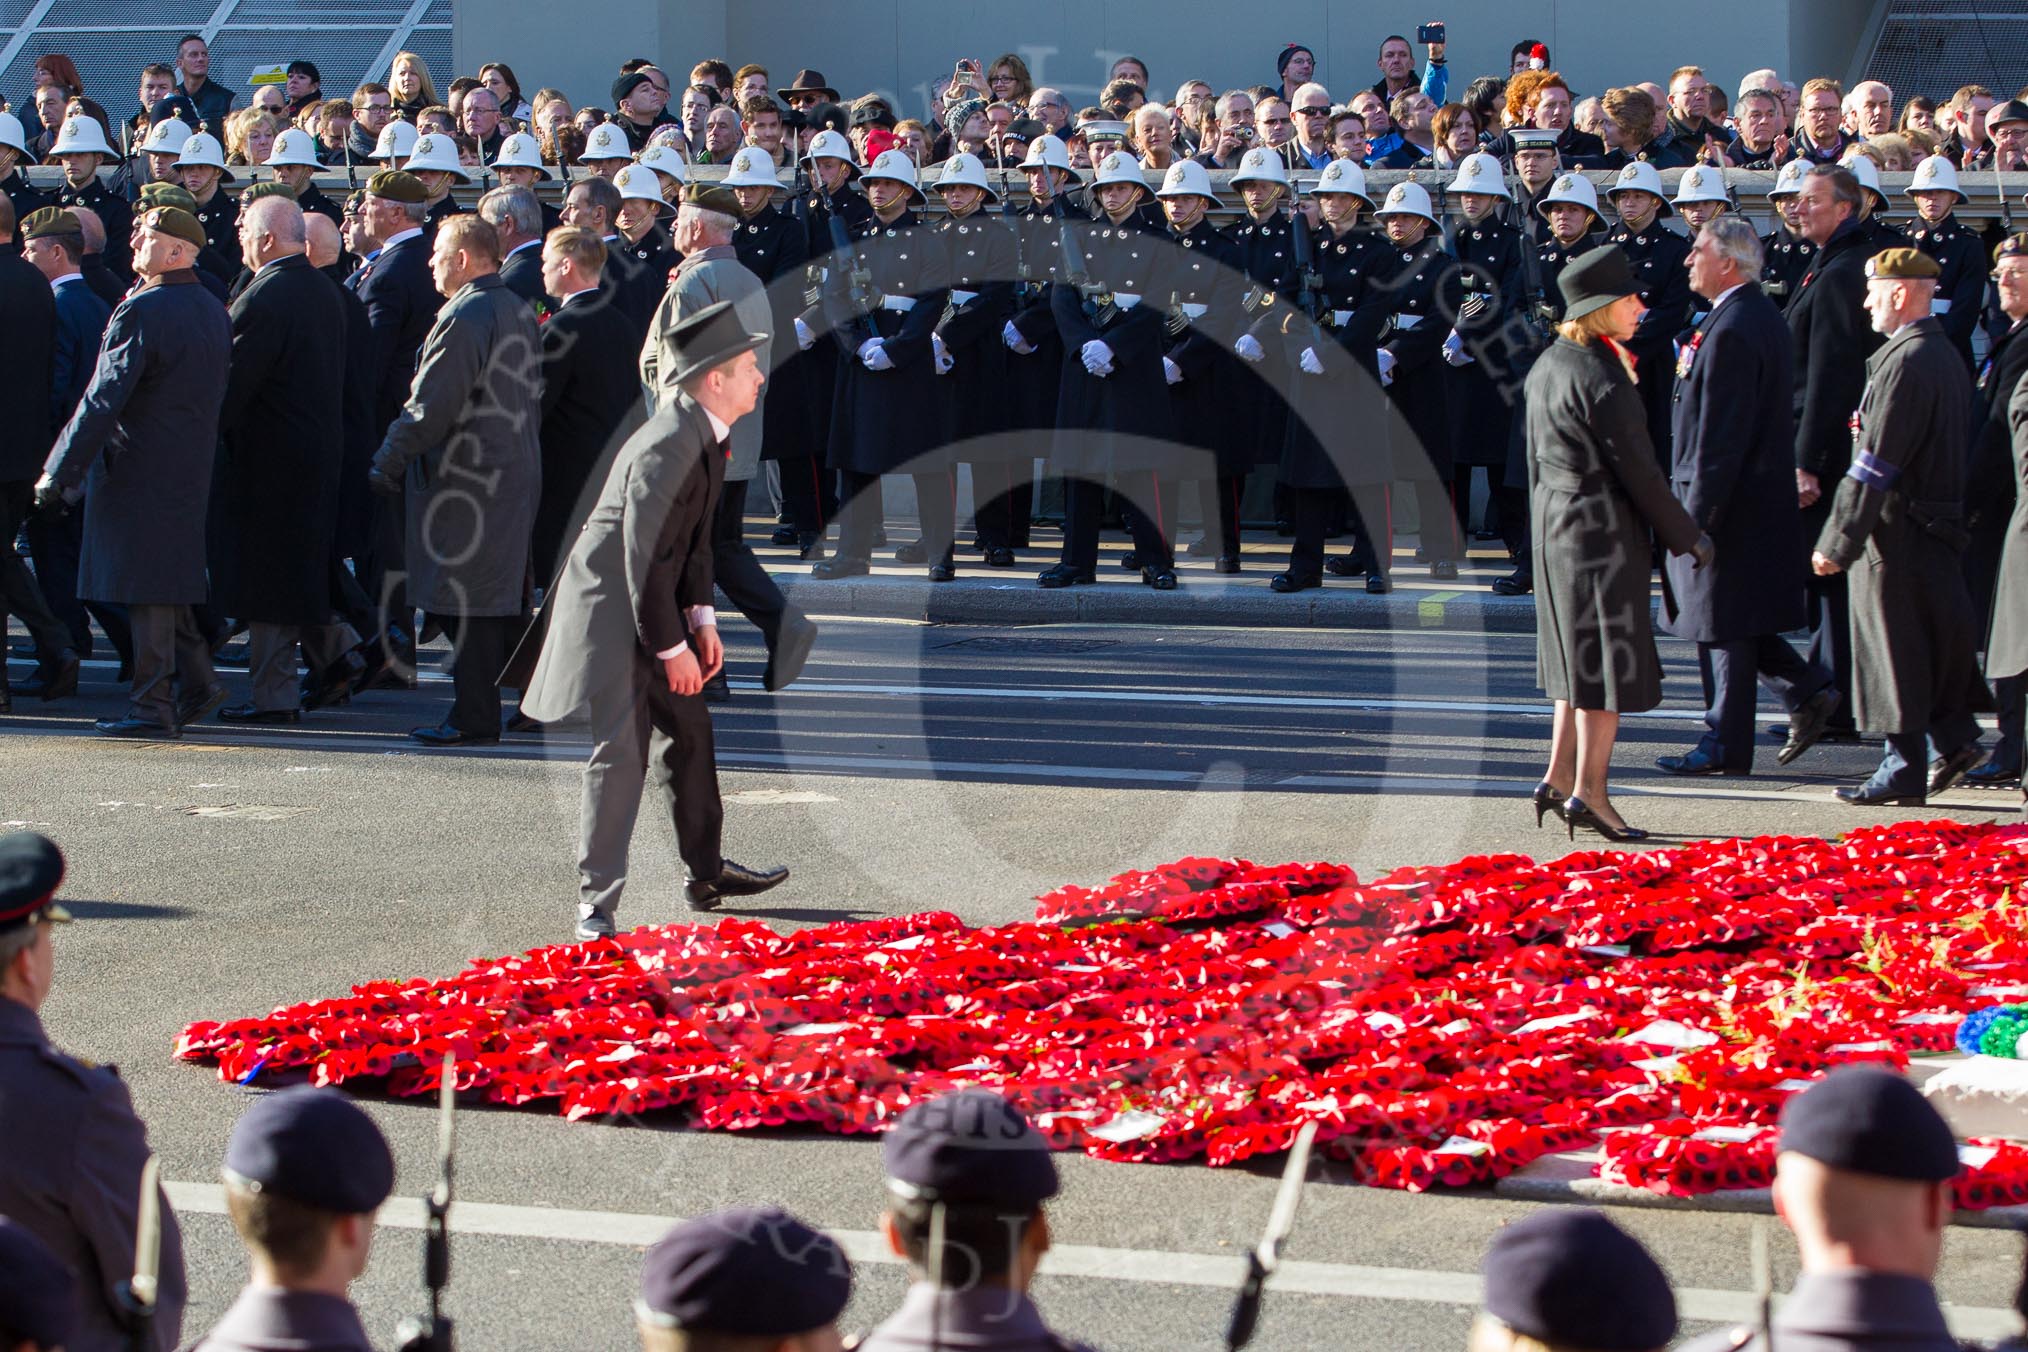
[1496,478,1530,578]
[1696,635,1831,769]
[713,478,791,656]
[22,497,131,664]
[1,482,73,665]
[1451,463,1506,539]
[435,611,517,735]
[1799,500,1856,732]
[775,455,832,535]
[970,460,1034,550]
[1993,673,2026,767]
[838,469,954,567]
[1291,486,1390,580]
[1062,473,1171,573]
[1196,475,1244,557]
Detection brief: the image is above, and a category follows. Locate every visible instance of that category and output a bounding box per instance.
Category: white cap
[1538,171,1601,220]
[1229,144,1289,187]
[0,111,24,155]
[1768,157,1809,199]
[1672,164,1729,206]
[1374,179,1437,224]
[177,130,231,175]
[801,128,855,170]
[50,115,115,158]
[1607,160,1668,203]
[489,131,551,178]
[1839,150,1887,208]
[1089,150,1147,195]
[860,148,923,200]
[267,127,322,168]
[139,116,194,157]
[581,122,634,162]
[637,142,688,182]
[720,146,782,189]
[371,119,419,161]
[1020,132,1073,175]
[1445,151,1510,200]
[404,132,474,181]
[1304,158,1375,208]
[1909,153,1965,202]
[933,150,998,201]
[613,163,668,206]
[1156,158,1218,201]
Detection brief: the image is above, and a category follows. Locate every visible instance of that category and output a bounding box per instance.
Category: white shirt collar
[47,271,83,290]
[1712,281,1746,310]
[702,407,731,443]
[509,238,542,256]
[560,285,598,305]
[382,226,423,249]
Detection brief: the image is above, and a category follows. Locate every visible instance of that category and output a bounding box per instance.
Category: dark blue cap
[882,1088,1059,1209]
[0,832,70,934]
[0,1217,75,1346]
[1779,1065,1960,1182]
[637,1207,851,1335]
[148,93,201,128]
[1482,1209,1677,1351]
[223,1087,395,1214]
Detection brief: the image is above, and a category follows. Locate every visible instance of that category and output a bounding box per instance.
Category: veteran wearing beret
[1680,1067,1966,1351]
[636,1206,852,1352]
[858,1088,1095,1352]
[1811,247,1990,807]
[1473,1209,1676,1352]
[38,205,233,739]
[0,832,189,1351]
[190,1086,394,1351]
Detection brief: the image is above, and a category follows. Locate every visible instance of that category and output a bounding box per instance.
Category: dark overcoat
[1223,209,1301,466]
[1445,214,1528,468]
[211,255,346,624]
[534,289,646,580]
[0,250,54,483]
[1049,212,1175,476]
[1526,337,1702,712]
[322,261,378,561]
[825,208,951,476]
[1280,222,1390,490]
[1815,319,1987,733]
[933,208,1017,458]
[44,271,231,605]
[356,231,441,440]
[732,204,813,463]
[1966,317,2028,629]
[369,272,541,618]
[1163,218,1243,481]
[1993,374,2028,682]
[1366,232,1459,482]
[1601,221,1693,465]
[1002,195,1072,437]
[1662,284,1805,642]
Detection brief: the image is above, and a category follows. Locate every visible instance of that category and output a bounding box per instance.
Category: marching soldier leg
[647,683,726,884]
[578,678,652,921]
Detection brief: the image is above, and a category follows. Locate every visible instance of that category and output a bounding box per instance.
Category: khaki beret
[141,206,206,249]
[1865,247,1942,280]
[365,169,428,204]
[680,182,742,218]
[1996,233,2028,265]
[138,182,198,213]
[21,207,81,241]
[240,180,298,205]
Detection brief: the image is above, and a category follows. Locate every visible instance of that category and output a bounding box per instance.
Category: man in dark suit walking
[505,303,787,941]
[18,207,122,692]
[38,207,231,738]
[1658,217,1839,775]
[212,197,353,725]
[0,199,77,715]
[478,184,547,310]
[1786,165,1881,746]
[532,227,643,581]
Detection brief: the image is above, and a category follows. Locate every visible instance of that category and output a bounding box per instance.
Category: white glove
[859,338,895,372]
[794,317,815,351]
[1081,339,1114,377]
[1003,320,1035,354]
[1299,347,1325,376]
[932,331,954,375]
[1377,348,1397,387]
[1234,333,1265,363]
[1163,355,1183,385]
[1441,330,1473,367]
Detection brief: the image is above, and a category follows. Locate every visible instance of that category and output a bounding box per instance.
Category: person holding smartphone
[1369,23,1448,112]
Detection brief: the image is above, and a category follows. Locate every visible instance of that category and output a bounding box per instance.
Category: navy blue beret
[0,1217,75,1346]
[223,1087,395,1214]
[1482,1209,1677,1351]
[0,832,70,933]
[1779,1065,1960,1182]
[882,1088,1059,1209]
[638,1207,851,1335]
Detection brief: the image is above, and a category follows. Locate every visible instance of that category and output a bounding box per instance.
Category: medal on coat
[1674,328,1704,380]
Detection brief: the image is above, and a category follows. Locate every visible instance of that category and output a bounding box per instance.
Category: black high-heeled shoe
[1531,782,1570,828]
[1563,795,1650,843]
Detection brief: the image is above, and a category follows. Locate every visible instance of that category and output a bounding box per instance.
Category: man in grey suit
[643,183,817,701]
[506,302,788,941]
[38,206,230,739]
[370,214,541,747]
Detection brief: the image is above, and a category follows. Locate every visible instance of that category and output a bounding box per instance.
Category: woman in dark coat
[1524,247,1711,841]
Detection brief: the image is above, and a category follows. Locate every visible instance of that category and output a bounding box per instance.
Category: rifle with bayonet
[826,211,882,348]
[1057,219,1114,325]
[1287,206,1325,352]
[1224,1121,1318,1351]
[116,1155,161,1352]
[396,1056,457,1352]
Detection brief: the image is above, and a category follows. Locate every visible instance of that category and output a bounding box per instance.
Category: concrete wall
[460,0,1868,122]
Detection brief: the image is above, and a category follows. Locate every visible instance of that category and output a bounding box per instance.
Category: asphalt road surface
[4,616,2024,1351]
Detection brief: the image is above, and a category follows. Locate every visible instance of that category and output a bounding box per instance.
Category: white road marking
[158,1181,2015,1335]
